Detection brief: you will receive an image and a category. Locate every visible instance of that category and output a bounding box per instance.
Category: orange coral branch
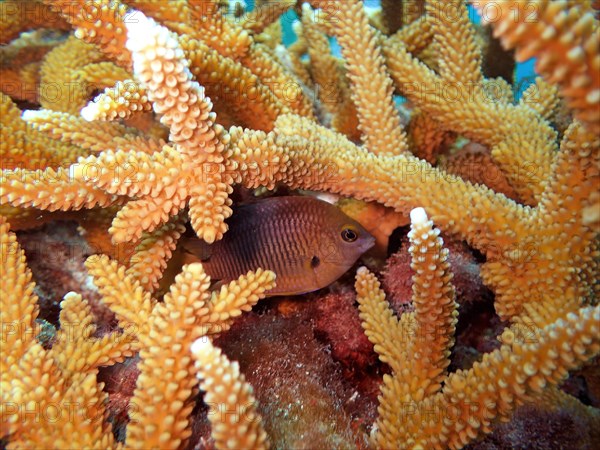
[42,0,131,69]
[474,0,600,134]
[325,0,408,155]
[191,338,270,450]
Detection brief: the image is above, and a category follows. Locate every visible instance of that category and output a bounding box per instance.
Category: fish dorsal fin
[182,238,212,261]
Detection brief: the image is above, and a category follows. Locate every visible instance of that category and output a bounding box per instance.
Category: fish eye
[341,227,358,242]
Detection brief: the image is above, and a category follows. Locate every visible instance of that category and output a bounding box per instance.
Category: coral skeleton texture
[0,0,599,449]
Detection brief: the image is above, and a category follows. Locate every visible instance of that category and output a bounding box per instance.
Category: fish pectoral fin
[182,237,212,261]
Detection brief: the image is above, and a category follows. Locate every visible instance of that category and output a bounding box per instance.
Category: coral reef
[214,304,366,449]
[464,403,599,450]
[1,215,275,447]
[381,231,492,312]
[356,208,599,448]
[1,0,599,449]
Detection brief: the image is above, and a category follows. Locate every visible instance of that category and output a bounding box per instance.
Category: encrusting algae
[0,1,599,449]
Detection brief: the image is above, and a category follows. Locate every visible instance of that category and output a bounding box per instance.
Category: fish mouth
[362,234,376,252]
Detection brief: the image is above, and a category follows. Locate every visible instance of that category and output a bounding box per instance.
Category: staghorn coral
[301,3,360,139]
[80,12,234,245]
[474,0,600,135]
[0,217,133,447]
[0,0,69,44]
[42,0,132,70]
[0,93,88,169]
[0,29,68,104]
[1,0,599,448]
[191,338,270,450]
[382,1,559,205]
[240,0,295,36]
[38,35,106,114]
[85,255,275,448]
[1,214,274,448]
[316,0,408,155]
[355,208,600,449]
[381,230,492,311]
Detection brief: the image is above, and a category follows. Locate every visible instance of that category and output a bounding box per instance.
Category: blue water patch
[468,3,481,24]
[470,2,538,98]
[514,58,537,100]
[274,0,537,100]
[281,9,299,46]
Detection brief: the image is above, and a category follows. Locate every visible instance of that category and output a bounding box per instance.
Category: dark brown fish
[184,196,375,295]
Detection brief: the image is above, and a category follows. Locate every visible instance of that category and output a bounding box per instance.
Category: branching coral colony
[0,0,599,449]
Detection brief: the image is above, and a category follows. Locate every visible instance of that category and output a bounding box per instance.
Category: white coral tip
[356,266,369,275]
[80,102,100,121]
[124,10,153,51]
[190,337,213,358]
[410,207,428,225]
[21,110,44,121]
